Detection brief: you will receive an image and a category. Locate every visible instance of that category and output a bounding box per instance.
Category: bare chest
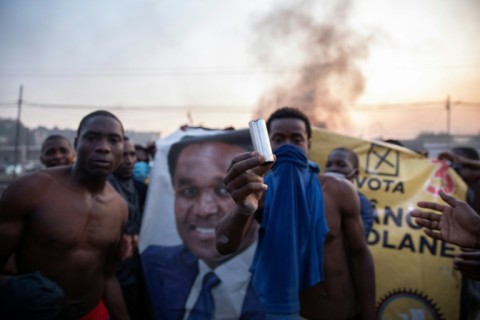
[28,190,123,250]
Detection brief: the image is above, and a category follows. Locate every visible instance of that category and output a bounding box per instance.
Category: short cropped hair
[167,129,252,183]
[76,110,124,137]
[266,106,312,139]
[331,147,359,169]
[41,135,72,152]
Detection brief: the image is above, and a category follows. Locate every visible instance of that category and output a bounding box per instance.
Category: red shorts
[80,300,109,320]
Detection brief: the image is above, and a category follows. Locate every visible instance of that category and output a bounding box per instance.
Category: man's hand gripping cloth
[251,144,329,317]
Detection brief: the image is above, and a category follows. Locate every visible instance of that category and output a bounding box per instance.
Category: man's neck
[112,174,133,183]
[71,165,108,194]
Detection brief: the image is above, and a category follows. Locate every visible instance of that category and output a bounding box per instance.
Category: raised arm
[340,181,376,320]
[410,190,480,249]
[215,151,272,255]
[438,152,480,170]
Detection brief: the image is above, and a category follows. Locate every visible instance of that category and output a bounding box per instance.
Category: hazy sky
[0,0,479,139]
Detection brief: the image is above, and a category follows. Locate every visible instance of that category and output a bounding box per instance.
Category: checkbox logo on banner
[365,143,400,177]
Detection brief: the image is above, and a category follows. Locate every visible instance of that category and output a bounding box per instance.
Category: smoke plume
[252,0,370,130]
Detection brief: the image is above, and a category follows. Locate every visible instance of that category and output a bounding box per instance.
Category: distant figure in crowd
[0,110,129,319]
[142,130,265,319]
[135,144,150,163]
[325,147,376,238]
[108,137,152,320]
[216,107,375,319]
[133,144,151,184]
[441,147,480,212]
[383,139,404,147]
[40,134,75,168]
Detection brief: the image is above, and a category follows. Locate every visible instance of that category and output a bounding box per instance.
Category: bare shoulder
[319,174,357,197]
[1,167,68,200]
[319,174,359,215]
[0,168,71,220]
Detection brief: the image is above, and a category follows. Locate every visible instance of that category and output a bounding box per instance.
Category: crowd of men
[0,107,479,319]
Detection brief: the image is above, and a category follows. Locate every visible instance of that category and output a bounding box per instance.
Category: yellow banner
[310,128,467,320]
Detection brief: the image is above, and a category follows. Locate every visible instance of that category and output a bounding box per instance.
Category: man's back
[0,166,127,317]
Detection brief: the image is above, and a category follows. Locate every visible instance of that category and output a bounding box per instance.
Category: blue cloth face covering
[133,161,150,182]
[251,144,329,317]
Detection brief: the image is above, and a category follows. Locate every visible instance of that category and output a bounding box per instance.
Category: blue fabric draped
[251,144,329,316]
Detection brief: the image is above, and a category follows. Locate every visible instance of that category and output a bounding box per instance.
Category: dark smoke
[252,0,370,130]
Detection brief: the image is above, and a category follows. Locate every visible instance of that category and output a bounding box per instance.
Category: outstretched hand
[410,190,480,249]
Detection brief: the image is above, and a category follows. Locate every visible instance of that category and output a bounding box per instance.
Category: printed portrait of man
[140,128,265,320]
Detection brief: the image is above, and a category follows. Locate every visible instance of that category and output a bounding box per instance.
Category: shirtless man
[216,107,375,319]
[2,135,76,278]
[325,147,375,238]
[0,110,129,319]
[40,134,76,168]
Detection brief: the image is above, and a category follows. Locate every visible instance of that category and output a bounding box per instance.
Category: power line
[0,63,479,78]
[21,101,251,113]
[1,99,478,113]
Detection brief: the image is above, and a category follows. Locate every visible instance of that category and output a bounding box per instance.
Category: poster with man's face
[139,127,266,320]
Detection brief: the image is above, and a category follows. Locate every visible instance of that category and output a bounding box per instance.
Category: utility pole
[445,95,451,150]
[446,95,451,136]
[13,85,23,178]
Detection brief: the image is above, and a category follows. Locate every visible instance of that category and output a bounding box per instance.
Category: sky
[0,0,479,140]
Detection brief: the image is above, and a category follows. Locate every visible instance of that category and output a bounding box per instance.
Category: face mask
[324,170,356,180]
[324,171,348,179]
[133,161,150,182]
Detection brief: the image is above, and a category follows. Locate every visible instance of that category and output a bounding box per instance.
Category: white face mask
[324,170,356,180]
[324,171,348,179]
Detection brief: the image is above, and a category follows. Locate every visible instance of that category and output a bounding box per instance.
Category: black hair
[41,134,72,152]
[330,147,359,169]
[452,146,479,160]
[76,110,124,137]
[167,129,252,183]
[134,144,146,151]
[383,139,404,147]
[266,106,312,139]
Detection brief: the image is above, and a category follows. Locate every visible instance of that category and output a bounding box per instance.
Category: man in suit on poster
[141,129,265,320]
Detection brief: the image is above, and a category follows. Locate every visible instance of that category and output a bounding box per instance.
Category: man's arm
[103,199,130,320]
[340,181,376,319]
[216,152,272,255]
[103,262,129,320]
[438,152,480,181]
[454,249,480,281]
[438,152,480,170]
[0,176,37,275]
